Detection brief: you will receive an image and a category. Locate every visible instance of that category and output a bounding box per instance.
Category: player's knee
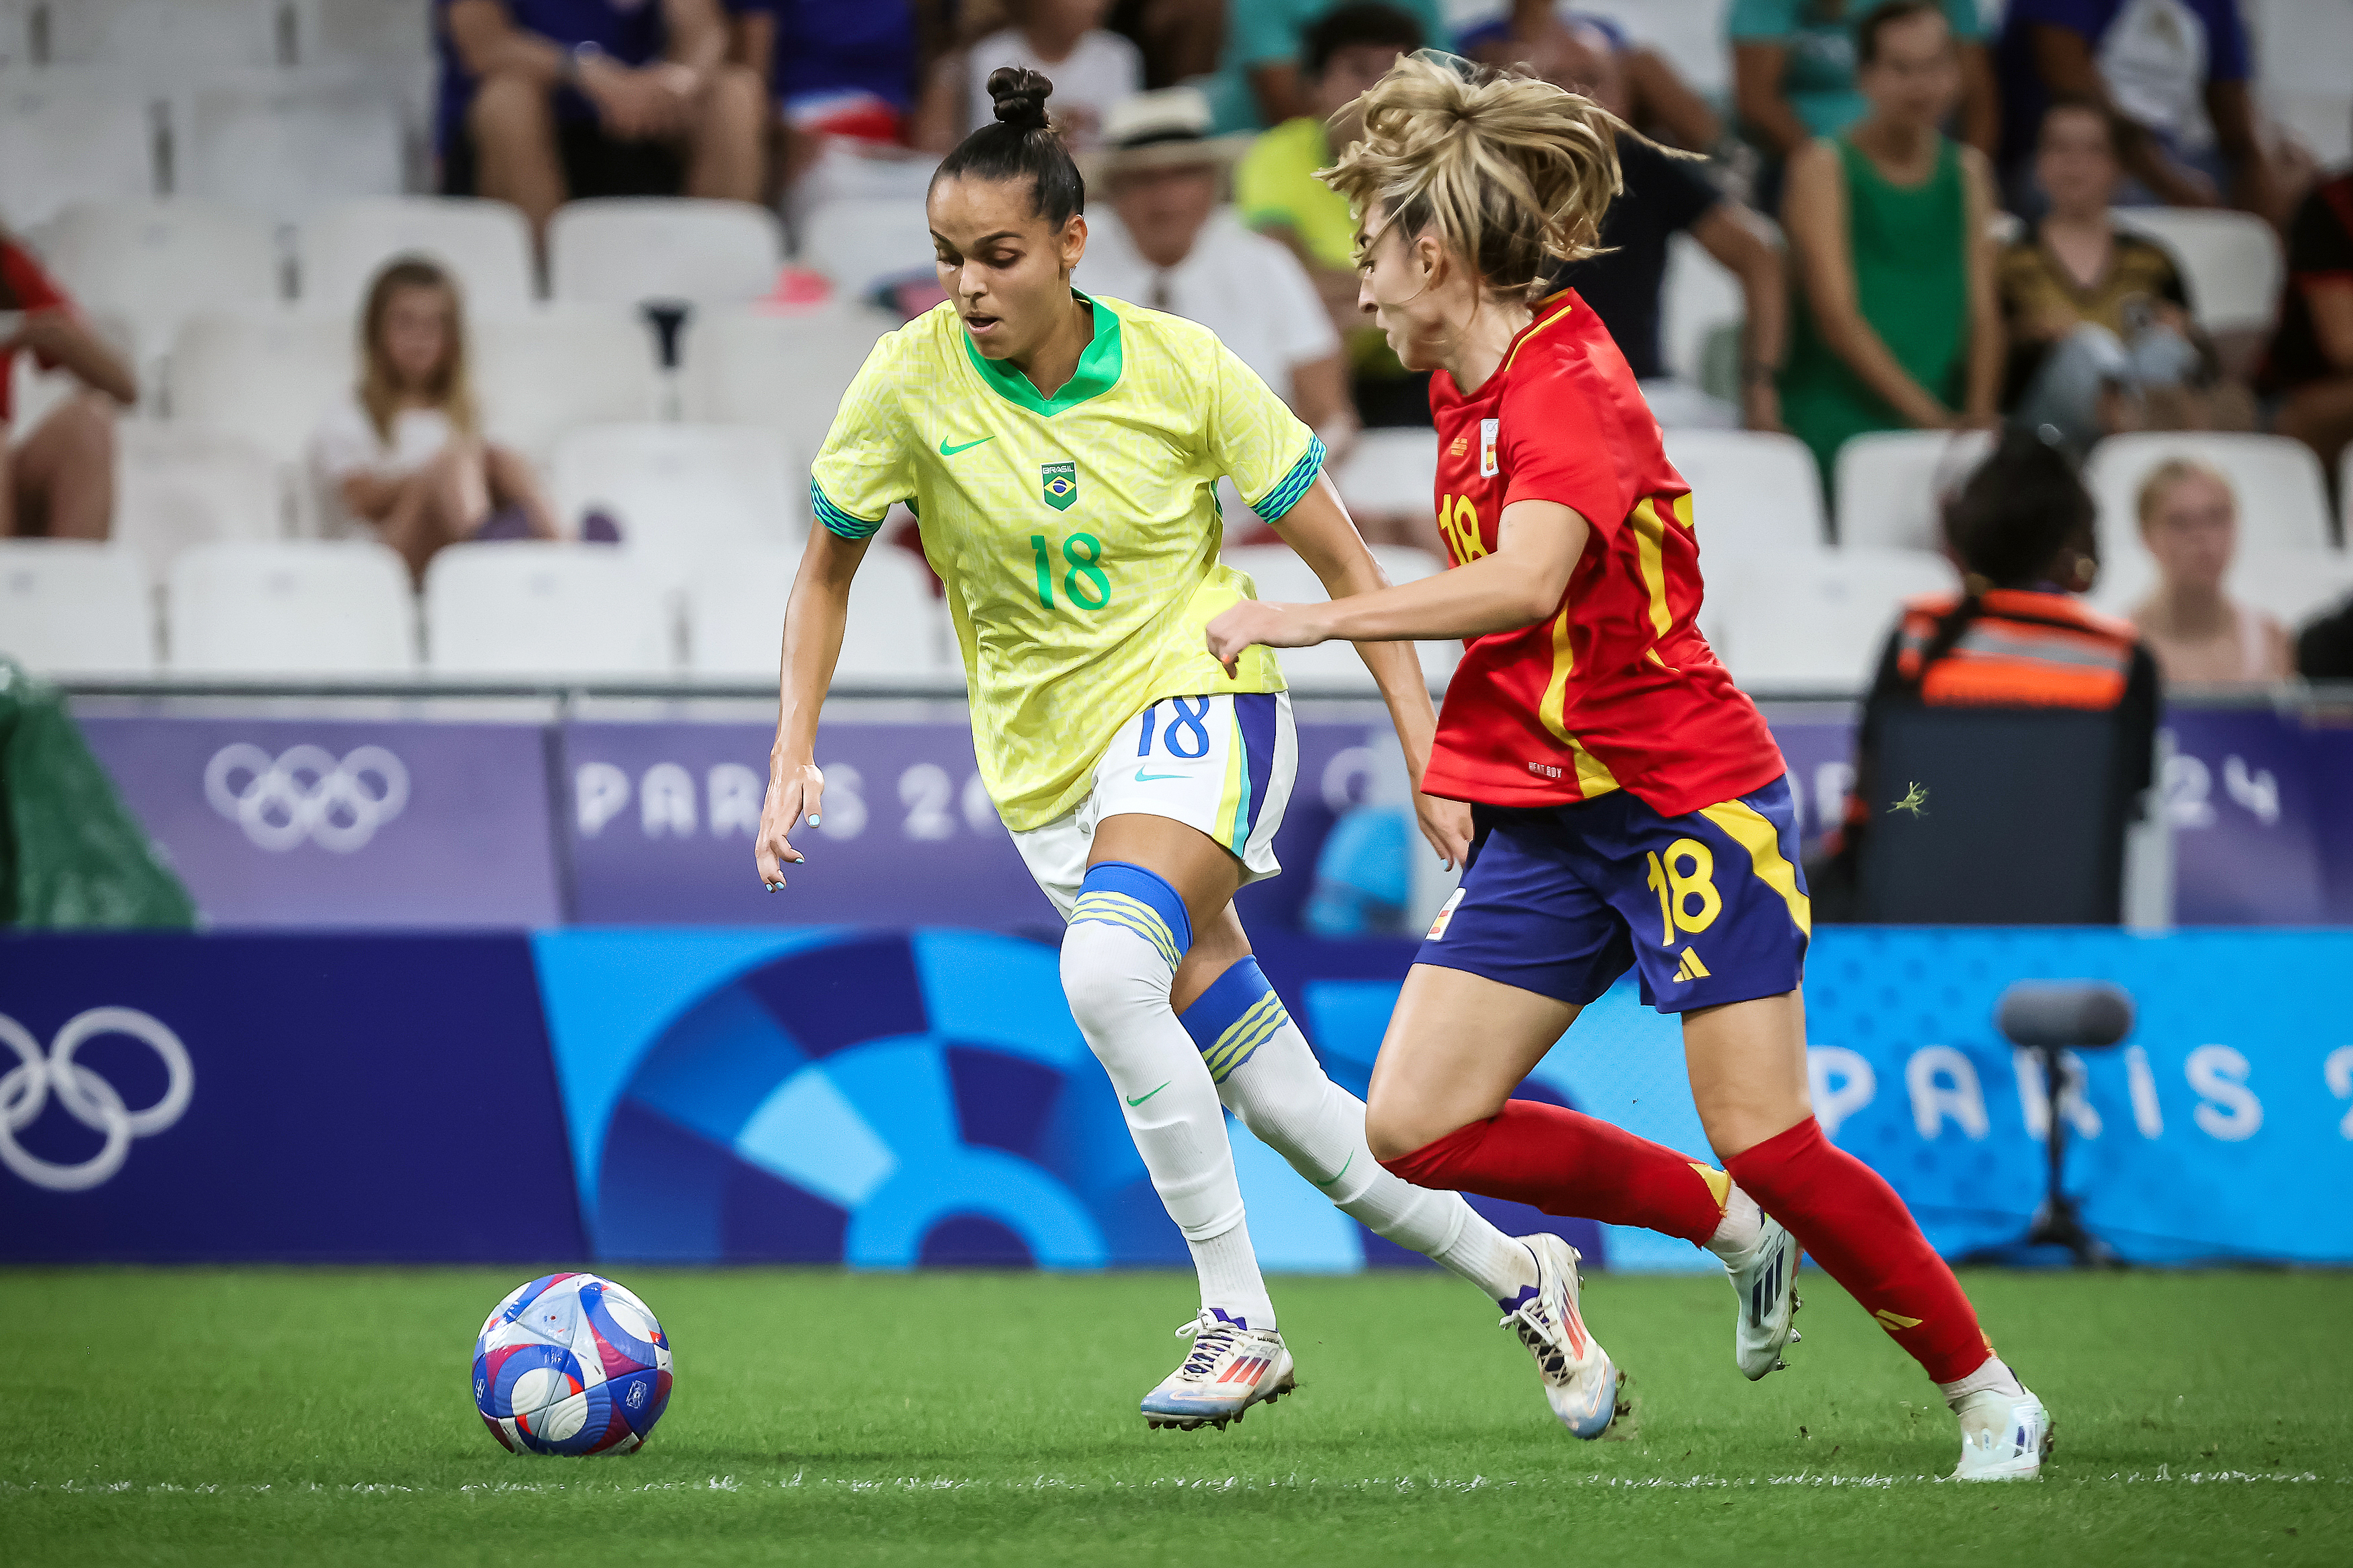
[1364,1093,1441,1169]
[1058,919,1171,1042]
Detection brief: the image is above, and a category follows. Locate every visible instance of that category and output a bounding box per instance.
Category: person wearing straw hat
[1077,87,1360,486]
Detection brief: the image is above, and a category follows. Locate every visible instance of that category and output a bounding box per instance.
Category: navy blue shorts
[1417,776,1811,1015]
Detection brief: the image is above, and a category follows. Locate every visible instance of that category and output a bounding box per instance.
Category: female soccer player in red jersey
[1206,52,2052,1481]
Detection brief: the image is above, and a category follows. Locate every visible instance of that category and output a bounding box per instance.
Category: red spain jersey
[1423,288,1784,819]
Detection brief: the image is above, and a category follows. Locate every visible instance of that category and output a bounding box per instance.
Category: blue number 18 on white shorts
[1012,692,1298,917]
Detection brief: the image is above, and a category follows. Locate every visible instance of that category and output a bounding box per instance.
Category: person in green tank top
[1778,0,2003,501]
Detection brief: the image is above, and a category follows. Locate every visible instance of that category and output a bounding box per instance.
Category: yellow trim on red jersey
[1629,497,1675,638]
[1534,606,1621,794]
[1503,295,1579,374]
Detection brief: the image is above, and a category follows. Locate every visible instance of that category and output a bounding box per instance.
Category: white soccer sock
[1704,1184,1767,1261]
[1060,915,1272,1329]
[1939,1356,2026,1408]
[1217,1016,1535,1307]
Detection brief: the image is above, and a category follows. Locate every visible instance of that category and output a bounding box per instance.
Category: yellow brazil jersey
[809,292,1324,831]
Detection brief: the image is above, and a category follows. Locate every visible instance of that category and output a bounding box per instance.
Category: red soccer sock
[1380,1100,1725,1247]
[1725,1117,1991,1385]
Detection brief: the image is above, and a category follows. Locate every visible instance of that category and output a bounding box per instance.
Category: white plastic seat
[2085,434,2335,578]
[298,196,534,321]
[164,310,354,466]
[0,74,154,225]
[2341,446,2353,546]
[179,80,404,226]
[1663,429,1829,553]
[1221,542,1455,688]
[547,198,784,305]
[797,196,939,300]
[1662,230,1741,387]
[30,0,280,71]
[1712,549,1959,690]
[2227,548,2353,633]
[165,539,416,675]
[680,304,896,453]
[40,200,278,393]
[685,542,947,678]
[1331,428,1439,518]
[2110,208,2283,336]
[0,540,155,675]
[1833,428,1996,551]
[472,306,660,460]
[551,423,800,575]
[424,542,669,676]
[305,0,436,70]
[114,419,282,569]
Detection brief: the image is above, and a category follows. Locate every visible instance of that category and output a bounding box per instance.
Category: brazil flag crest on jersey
[1042,460,1077,511]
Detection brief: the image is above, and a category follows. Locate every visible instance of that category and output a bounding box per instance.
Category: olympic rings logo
[204,743,409,852]
[0,1009,194,1192]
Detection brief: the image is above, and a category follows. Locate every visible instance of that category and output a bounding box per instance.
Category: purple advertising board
[79,714,561,927]
[556,717,1398,930]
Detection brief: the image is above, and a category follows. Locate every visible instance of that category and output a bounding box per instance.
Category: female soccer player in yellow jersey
[753,67,1618,1435]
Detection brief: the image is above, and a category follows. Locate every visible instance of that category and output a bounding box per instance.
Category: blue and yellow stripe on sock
[1070,860,1192,972]
[1179,956,1289,1084]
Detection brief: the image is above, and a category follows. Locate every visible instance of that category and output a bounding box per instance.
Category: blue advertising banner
[79,715,561,927]
[532,927,2353,1273]
[0,934,586,1262]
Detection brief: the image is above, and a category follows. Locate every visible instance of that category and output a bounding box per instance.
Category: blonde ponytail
[1320,51,1635,298]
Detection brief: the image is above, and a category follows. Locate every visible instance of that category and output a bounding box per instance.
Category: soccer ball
[472,1272,673,1455]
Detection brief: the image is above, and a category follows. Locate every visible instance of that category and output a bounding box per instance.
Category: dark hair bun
[987,66,1053,132]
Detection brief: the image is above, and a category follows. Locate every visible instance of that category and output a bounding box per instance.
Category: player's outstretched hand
[1204,600,1330,677]
[754,762,826,890]
[1413,790,1474,871]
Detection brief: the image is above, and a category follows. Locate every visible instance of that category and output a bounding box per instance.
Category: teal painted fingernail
[807,813,820,826]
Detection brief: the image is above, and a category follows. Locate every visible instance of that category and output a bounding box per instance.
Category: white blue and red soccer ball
[473,1272,672,1455]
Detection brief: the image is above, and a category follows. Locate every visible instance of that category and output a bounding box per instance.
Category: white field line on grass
[2,1469,2342,1499]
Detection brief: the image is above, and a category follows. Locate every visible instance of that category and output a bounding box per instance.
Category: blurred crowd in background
[3,0,2352,695]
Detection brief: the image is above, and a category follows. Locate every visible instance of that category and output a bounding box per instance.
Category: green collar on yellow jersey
[960,290,1123,417]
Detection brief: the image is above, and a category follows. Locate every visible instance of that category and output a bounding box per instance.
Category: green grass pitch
[4,1267,2348,1566]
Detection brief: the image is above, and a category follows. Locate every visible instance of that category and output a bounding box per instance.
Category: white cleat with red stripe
[1141,1310,1296,1431]
[1505,1233,1628,1440]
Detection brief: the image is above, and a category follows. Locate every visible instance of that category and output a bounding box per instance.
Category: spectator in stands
[1810,425,2158,917]
[2127,458,2292,684]
[0,224,136,542]
[1532,20,1787,431]
[1459,2,1723,154]
[1204,0,1442,133]
[2257,169,2353,490]
[1074,88,1360,490]
[1104,0,1224,89]
[1732,0,1995,210]
[1778,1,2002,495]
[1236,3,1431,427]
[437,0,766,243]
[310,259,562,581]
[729,0,921,157]
[948,0,1142,150]
[1999,98,2243,453]
[1994,0,2276,218]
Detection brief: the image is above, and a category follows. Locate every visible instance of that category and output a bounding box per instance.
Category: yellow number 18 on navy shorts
[1417,775,1812,1014]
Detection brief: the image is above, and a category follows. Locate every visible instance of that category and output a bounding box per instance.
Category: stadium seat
[1221,542,1455,688]
[678,304,896,452]
[2110,208,2282,335]
[179,79,404,226]
[551,423,800,575]
[114,419,282,569]
[424,541,671,676]
[1711,549,1959,690]
[797,196,939,300]
[1833,427,1995,551]
[0,73,154,225]
[1661,230,1741,388]
[26,0,281,71]
[1330,428,1438,519]
[0,540,156,675]
[2085,434,2336,573]
[684,542,949,678]
[471,306,660,459]
[165,309,354,465]
[40,200,279,395]
[165,538,417,675]
[1662,429,1829,552]
[547,198,784,305]
[2226,548,2353,634]
[298,196,535,321]
[304,0,436,71]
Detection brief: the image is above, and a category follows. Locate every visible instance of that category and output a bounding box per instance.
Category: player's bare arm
[755,524,868,888]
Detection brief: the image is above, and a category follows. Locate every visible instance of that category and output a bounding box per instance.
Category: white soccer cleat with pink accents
[1140,1309,1296,1431]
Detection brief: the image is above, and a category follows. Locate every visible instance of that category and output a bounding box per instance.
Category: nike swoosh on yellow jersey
[939,436,995,456]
